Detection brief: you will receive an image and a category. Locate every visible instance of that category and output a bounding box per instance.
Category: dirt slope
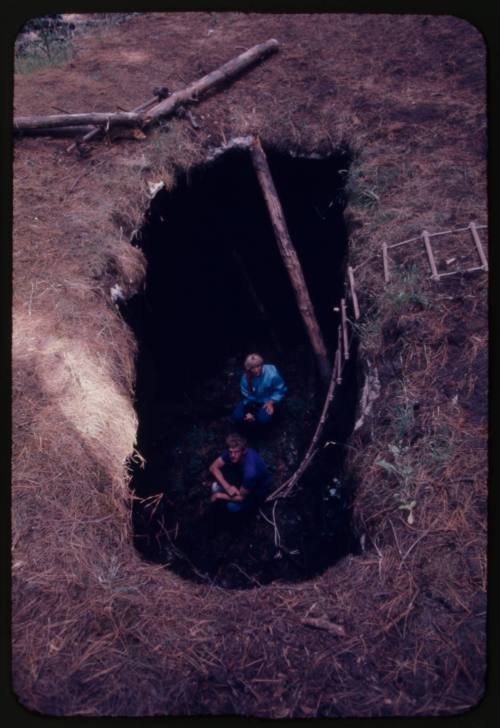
[12,12,487,716]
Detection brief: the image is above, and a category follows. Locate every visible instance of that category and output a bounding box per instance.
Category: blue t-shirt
[221,447,272,495]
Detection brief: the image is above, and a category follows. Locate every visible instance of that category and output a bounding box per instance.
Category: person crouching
[231,353,287,427]
[208,433,272,513]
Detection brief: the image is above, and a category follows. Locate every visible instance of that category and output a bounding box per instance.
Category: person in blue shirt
[208,433,272,512]
[231,353,287,426]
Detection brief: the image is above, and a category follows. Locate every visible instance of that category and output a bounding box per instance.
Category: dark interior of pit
[120,145,360,589]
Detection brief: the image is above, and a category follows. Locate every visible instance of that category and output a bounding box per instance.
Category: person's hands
[264,401,275,415]
[244,412,255,422]
[210,492,224,503]
[210,486,238,501]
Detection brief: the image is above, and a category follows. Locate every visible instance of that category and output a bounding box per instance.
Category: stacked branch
[13,39,279,143]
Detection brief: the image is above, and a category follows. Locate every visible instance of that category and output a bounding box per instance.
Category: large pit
[120,144,360,588]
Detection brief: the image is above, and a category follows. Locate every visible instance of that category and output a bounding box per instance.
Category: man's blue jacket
[240,364,287,405]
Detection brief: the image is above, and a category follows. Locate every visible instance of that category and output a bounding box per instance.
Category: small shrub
[377,443,417,522]
[391,401,415,440]
[345,167,380,210]
[374,164,401,192]
[353,310,383,355]
[385,265,433,312]
[15,15,74,74]
[426,427,454,472]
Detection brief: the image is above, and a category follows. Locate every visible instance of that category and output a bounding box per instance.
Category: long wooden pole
[347,265,360,320]
[336,325,342,384]
[15,124,96,137]
[249,136,330,381]
[144,39,279,125]
[469,222,488,271]
[422,230,440,281]
[14,110,142,131]
[340,297,349,361]
[382,242,390,283]
[267,344,340,501]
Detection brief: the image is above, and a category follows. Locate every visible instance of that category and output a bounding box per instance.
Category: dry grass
[12,11,487,717]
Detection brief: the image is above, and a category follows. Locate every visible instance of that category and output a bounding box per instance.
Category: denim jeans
[211,482,269,513]
[231,400,273,426]
[211,482,246,512]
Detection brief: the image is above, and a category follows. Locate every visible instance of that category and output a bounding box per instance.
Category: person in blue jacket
[209,433,272,512]
[231,353,287,426]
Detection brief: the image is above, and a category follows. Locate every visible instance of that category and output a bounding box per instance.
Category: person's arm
[269,368,287,403]
[237,487,250,501]
[208,456,239,496]
[263,367,287,413]
[212,487,250,503]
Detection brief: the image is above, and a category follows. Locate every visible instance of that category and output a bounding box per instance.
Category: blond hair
[225,433,247,450]
[244,353,263,370]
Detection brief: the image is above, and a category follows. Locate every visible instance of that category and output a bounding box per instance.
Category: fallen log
[16,124,96,138]
[143,38,279,125]
[250,136,330,382]
[14,110,142,132]
[13,39,279,137]
[66,86,170,153]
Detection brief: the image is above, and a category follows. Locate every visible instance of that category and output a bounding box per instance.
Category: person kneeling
[208,433,272,513]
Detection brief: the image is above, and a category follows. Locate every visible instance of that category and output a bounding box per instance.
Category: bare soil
[12,12,487,717]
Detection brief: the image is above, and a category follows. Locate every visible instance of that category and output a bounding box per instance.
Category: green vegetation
[376,443,417,523]
[391,400,415,441]
[353,311,384,356]
[15,16,74,74]
[344,166,380,210]
[385,265,432,312]
[353,265,432,358]
[426,425,454,472]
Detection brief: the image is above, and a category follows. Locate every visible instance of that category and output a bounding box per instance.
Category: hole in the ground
[120,144,359,589]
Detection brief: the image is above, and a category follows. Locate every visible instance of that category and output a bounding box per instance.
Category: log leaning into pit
[13,39,279,138]
[249,136,331,382]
